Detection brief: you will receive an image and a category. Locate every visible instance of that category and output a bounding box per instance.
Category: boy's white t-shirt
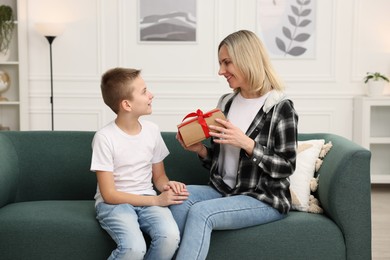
[90,120,169,206]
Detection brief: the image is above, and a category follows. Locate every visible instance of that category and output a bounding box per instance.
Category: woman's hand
[163,181,188,195]
[176,132,207,157]
[209,118,255,155]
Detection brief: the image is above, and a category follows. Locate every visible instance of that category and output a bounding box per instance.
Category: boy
[91,67,188,260]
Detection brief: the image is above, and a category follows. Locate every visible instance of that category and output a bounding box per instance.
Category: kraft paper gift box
[177,108,226,147]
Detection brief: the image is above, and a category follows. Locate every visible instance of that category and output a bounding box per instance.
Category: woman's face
[218,45,247,91]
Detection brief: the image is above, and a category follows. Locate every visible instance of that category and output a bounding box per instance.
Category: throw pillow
[307,141,333,213]
[290,139,325,212]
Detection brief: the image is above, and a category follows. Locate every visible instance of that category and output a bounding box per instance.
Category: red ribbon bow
[182,109,212,138]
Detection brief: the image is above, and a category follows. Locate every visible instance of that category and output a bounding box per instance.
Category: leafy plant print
[275,0,312,56]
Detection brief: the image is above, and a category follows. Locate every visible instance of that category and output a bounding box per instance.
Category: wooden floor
[371,184,390,260]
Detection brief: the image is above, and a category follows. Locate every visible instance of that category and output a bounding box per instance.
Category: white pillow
[290,139,325,212]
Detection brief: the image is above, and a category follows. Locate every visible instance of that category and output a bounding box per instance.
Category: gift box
[177,108,226,147]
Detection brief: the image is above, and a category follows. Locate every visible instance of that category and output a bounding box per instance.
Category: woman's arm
[209,101,298,179]
[251,102,298,179]
[176,133,208,158]
[209,118,255,155]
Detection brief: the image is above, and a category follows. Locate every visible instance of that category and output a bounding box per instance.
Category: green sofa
[0,131,371,260]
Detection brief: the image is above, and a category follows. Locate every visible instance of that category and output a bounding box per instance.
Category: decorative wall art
[0,70,10,101]
[257,0,316,58]
[139,0,197,42]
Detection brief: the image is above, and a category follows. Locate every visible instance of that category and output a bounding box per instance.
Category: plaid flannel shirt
[201,90,298,214]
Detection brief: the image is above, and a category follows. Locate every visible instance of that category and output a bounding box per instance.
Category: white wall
[26,0,390,139]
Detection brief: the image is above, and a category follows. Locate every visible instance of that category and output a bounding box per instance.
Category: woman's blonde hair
[218,30,284,95]
[101,67,141,114]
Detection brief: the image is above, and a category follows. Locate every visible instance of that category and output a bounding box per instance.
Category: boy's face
[127,76,154,116]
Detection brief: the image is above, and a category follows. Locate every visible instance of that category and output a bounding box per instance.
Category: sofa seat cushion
[207,211,346,260]
[0,200,115,260]
[0,201,346,260]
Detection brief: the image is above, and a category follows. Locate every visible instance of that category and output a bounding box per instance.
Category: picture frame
[257,0,317,59]
[138,0,197,43]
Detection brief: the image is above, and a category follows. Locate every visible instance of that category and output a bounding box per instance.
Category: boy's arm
[152,161,188,195]
[152,161,170,192]
[97,169,187,206]
[96,171,159,206]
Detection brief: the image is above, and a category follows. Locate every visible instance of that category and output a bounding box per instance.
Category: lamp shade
[35,23,65,37]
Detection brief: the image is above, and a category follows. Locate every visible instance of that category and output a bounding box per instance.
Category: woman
[170,30,298,260]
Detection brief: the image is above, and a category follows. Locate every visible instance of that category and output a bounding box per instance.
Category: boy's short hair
[100,67,141,114]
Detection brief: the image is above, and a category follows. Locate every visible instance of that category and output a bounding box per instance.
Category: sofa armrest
[299,133,371,260]
[0,133,19,208]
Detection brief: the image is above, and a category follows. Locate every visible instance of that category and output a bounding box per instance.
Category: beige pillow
[290,139,325,212]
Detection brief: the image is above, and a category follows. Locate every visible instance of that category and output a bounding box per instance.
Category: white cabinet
[353,96,390,183]
[0,0,28,130]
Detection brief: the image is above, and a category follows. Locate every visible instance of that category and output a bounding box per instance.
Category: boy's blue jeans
[169,185,285,260]
[96,202,180,260]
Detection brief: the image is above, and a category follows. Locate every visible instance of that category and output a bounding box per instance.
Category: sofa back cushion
[161,132,210,184]
[0,131,97,202]
[0,131,210,203]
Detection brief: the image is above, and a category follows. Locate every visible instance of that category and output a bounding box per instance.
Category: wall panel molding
[118,0,220,83]
[29,108,103,130]
[351,0,362,82]
[256,0,337,83]
[297,110,334,133]
[24,0,388,138]
[28,0,102,80]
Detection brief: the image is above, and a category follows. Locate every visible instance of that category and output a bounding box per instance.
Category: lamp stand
[45,36,56,131]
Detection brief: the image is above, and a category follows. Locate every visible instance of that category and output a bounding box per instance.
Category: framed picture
[139,0,197,42]
[257,0,317,59]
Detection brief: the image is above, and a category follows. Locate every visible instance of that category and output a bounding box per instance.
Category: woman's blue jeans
[96,203,180,260]
[169,185,285,260]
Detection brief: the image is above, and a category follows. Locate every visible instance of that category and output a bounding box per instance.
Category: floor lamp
[35,23,65,131]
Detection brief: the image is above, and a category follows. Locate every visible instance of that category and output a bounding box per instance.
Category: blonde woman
[171,30,298,260]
